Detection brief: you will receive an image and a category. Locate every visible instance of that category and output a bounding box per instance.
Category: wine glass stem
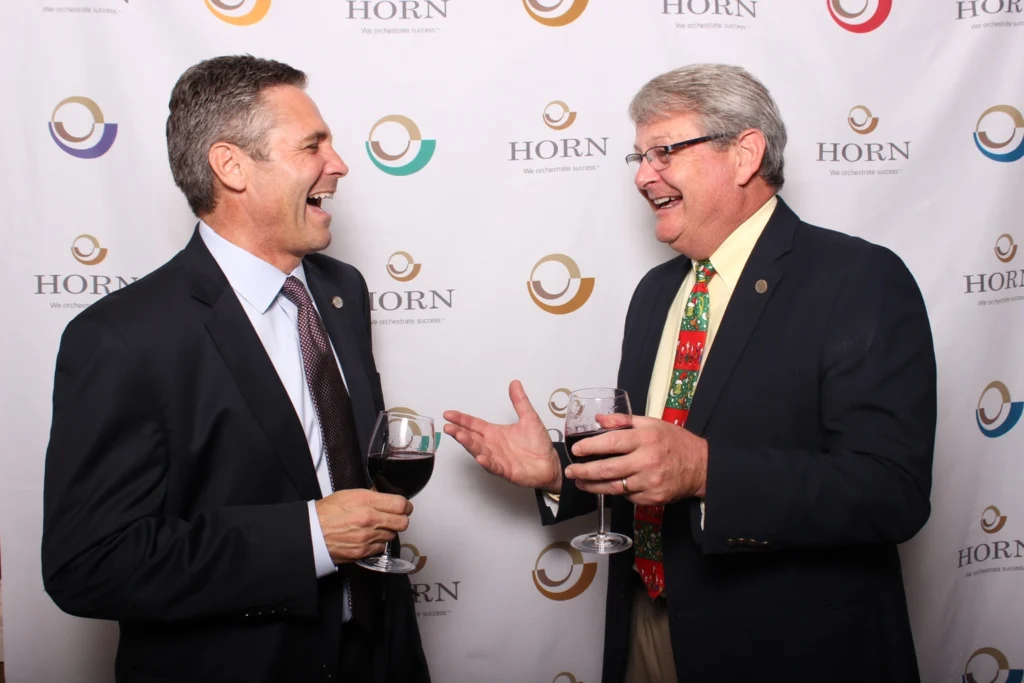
[381,539,393,560]
[597,494,607,537]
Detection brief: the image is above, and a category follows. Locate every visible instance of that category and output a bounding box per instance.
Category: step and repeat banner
[1,1,1023,681]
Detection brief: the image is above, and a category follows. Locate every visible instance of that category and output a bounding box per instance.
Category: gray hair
[166,55,307,216]
[629,64,787,189]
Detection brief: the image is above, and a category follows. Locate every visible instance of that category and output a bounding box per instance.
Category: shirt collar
[198,221,308,314]
[697,194,778,292]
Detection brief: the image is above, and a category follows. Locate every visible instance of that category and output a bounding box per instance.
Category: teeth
[309,192,333,200]
[652,196,676,207]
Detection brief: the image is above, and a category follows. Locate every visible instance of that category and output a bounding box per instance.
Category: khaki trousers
[623,581,678,683]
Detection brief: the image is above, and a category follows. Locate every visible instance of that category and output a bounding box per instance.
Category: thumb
[508,379,539,420]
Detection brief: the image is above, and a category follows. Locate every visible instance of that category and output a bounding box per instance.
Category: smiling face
[240,84,349,264]
[632,111,746,259]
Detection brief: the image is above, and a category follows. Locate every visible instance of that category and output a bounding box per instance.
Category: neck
[678,185,775,260]
[202,208,301,274]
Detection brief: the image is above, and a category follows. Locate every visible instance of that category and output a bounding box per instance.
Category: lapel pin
[755,279,768,294]
[332,296,344,308]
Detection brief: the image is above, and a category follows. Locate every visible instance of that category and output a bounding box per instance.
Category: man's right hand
[443,380,563,493]
[315,489,412,564]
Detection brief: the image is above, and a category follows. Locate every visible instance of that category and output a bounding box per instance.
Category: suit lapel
[182,229,322,500]
[304,260,377,461]
[685,198,798,436]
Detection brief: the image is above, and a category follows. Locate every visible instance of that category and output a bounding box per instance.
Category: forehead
[261,84,328,135]
[634,112,702,146]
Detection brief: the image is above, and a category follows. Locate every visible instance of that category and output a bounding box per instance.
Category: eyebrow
[298,131,330,146]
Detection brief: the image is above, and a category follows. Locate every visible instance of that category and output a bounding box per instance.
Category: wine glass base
[571,531,633,555]
[356,555,417,574]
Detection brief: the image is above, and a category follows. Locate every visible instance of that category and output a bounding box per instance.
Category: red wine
[565,426,633,464]
[367,450,435,498]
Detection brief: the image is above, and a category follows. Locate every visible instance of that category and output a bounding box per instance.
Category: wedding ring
[621,477,630,495]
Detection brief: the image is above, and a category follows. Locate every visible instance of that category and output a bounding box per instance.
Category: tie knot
[281,275,312,309]
[695,259,715,283]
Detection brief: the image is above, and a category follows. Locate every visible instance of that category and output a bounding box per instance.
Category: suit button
[321,664,333,679]
[726,539,736,546]
[244,613,250,618]
[760,540,770,547]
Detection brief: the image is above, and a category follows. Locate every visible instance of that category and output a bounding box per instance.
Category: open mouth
[307,191,333,209]
[651,195,681,211]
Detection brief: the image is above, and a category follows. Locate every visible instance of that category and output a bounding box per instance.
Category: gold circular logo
[205,0,272,25]
[71,234,108,266]
[399,543,428,574]
[387,251,422,282]
[527,254,595,315]
[532,541,597,601]
[995,234,1017,263]
[543,101,577,131]
[548,388,572,418]
[847,105,878,135]
[523,0,589,26]
[964,647,1011,683]
[981,506,1007,534]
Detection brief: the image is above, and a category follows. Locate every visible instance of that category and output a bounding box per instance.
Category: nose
[324,142,349,178]
[633,156,658,189]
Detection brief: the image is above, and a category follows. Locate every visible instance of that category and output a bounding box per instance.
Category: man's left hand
[565,414,708,506]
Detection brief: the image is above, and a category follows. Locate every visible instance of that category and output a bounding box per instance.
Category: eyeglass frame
[625,132,736,170]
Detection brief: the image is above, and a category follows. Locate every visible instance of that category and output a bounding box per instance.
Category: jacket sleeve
[699,246,936,554]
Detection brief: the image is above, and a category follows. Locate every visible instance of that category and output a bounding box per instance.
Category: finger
[508,380,539,420]
[569,429,636,458]
[574,479,627,496]
[565,454,640,483]
[442,410,492,435]
[368,492,414,515]
[595,413,632,430]
[444,424,486,456]
[373,511,411,533]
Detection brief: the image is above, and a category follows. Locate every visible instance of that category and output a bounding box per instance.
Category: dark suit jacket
[539,198,935,683]
[41,230,429,683]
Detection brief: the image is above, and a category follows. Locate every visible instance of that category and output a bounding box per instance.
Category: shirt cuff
[700,500,706,530]
[308,500,338,579]
[542,491,560,517]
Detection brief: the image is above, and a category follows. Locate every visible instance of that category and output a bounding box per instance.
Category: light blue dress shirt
[199,222,350,618]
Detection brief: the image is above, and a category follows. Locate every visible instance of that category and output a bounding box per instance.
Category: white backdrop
[1,1,1023,681]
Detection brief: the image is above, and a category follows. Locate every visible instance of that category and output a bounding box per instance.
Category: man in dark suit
[443,64,935,682]
[41,55,429,683]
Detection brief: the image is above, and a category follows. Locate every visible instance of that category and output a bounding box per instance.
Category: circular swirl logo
[399,543,428,574]
[387,406,441,449]
[524,0,589,26]
[71,235,108,266]
[552,674,582,683]
[543,101,577,131]
[827,0,892,33]
[387,251,422,282]
[964,647,1020,683]
[527,254,595,315]
[847,105,879,135]
[548,388,572,418]
[532,541,598,601]
[205,0,271,25]
[981,506,1007,535]
[49,97,118,159]
[995,234,1017,263]
[976,381,1024,439]
[366,115,436,176]
[974,105,1024,163]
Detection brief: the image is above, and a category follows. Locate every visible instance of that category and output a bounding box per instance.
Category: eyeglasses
[625,133,734,171]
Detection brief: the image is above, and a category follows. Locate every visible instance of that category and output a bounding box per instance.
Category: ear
[208,142,247,194]
[733,129,766,186]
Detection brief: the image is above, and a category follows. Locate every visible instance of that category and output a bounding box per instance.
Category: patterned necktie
[280,276,366,492]
[634,259,716,599]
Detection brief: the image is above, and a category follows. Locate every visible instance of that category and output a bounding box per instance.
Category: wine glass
[357,410,436,573]
[565,387,633,554]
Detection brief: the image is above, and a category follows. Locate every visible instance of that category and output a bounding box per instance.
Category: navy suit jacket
[42,229,429,683]
[540,198,935,683]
